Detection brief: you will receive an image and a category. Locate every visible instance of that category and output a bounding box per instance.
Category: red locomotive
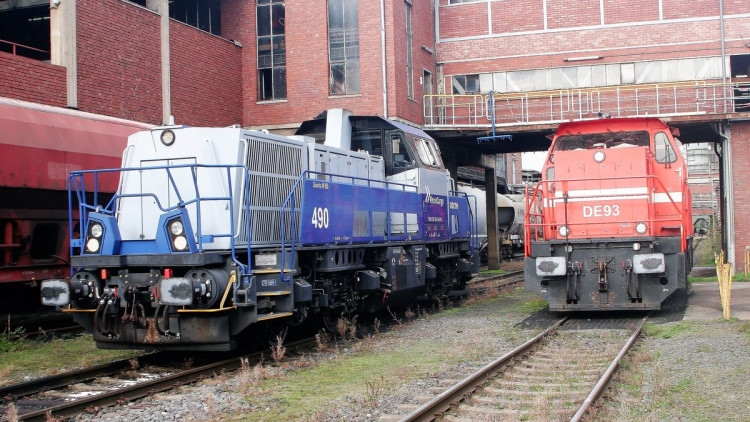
[524,117,693,311]
[0,98,150,311]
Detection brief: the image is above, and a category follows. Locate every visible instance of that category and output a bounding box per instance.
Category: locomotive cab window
[654,132,677,164]
[413,137,442,168]
[389,134,414,174]
[351,130,383,157]
[554,131,649,151]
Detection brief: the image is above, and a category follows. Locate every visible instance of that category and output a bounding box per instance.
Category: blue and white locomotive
[40,109,478,351]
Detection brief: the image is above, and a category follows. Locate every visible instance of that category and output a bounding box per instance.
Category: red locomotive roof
[0,98,152,191]
[555,117,669,136]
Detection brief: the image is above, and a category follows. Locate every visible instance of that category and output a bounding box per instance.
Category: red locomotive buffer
[0,98,150,311]
[524,118,693,311]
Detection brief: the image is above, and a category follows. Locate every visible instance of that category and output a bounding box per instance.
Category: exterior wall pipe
[380,0,388,117]
[716,123,735,267]
[720,0,727,113]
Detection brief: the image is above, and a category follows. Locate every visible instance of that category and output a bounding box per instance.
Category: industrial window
[328,0,360,95]
[257,0,287,101]
[405,0,414,99]
[0,4,50,61]
[452,74,480,94]
[169,0,221,35]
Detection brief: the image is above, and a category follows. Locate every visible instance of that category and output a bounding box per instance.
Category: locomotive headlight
[170,220,184,236]
[86,238,100,253]
[558,225,570,237]
[593,150,606,163]
[90,223,103,238]
[635,222,648,234]
[160,129,176,146]
[173,235,188,251]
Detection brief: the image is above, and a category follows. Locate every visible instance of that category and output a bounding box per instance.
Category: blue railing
[67,163,249,275]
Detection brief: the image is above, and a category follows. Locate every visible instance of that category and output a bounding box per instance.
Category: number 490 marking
[312,207,329,229]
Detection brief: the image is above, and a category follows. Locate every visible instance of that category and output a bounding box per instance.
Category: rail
[524,173,690,255]
[424,80,750,128]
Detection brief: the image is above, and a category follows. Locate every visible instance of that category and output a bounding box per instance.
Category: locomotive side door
[650,131,686,237]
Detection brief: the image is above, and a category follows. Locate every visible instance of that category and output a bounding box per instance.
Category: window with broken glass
[257,0,287,101]
[328,0,360,95]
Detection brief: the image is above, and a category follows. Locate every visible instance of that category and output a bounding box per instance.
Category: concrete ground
[684,266,750,320]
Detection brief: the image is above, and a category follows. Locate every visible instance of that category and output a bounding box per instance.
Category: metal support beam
[485,166,500,270]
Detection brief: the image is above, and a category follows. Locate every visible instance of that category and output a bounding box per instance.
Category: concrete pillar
[485,166,500,270]
[50,0,77,108]
[147,0,171,124]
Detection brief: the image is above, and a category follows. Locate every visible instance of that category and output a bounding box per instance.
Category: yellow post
[744,247,749,281]
[715,251,733,320]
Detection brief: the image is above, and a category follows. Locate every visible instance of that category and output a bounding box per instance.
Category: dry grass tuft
[5,403,18,422]
[271,335,286,365]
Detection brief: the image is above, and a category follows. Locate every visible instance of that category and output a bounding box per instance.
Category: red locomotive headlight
[593,150,605,163]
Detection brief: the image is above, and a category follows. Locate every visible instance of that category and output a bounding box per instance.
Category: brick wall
[387,0,437,125]
[437,1,750,84]
[169,20,243,127]
[439,3,488,39]
[0,53,66,107]
[77,0,162,124]
[546,0,600,29]
[222,0,430,128]
[604,0,659,24]
[76,0,242,126]
[731,121,750,267]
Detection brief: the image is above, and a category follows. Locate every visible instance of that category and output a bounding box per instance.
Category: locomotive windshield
[554,130,650,151]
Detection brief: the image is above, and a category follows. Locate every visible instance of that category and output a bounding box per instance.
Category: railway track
[466,269,524,292]
[384,315,646,422]
[0,338,316,421]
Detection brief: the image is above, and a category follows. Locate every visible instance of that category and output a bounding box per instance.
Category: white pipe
[720,0,727,113]
[380,0,388,117]
[718,124,735,269]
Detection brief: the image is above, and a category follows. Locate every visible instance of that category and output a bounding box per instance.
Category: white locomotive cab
[117,127,248,250]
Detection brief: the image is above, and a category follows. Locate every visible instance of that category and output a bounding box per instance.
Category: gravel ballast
[6,280,749,421]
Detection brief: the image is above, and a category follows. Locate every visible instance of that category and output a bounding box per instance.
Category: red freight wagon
[524,117,693,311]
[0,97,150,311]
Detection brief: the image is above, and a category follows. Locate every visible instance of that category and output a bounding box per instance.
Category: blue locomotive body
[40,110,478,351]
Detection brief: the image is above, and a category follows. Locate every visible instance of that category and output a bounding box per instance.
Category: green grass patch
[241,339,479,420]
[642,321,700,339]
[689,273,749,283]
[479,268,507,275]
[0,335,140,385]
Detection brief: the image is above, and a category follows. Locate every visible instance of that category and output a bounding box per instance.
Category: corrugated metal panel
[238,135,305,246]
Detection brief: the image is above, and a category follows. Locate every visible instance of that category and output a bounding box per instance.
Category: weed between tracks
[0,336,140,386]
[231,286,536,420]
[594,320,750,421]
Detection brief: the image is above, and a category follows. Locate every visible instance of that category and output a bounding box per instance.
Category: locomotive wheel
[262,320,290,346]
[317,311,341,333]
